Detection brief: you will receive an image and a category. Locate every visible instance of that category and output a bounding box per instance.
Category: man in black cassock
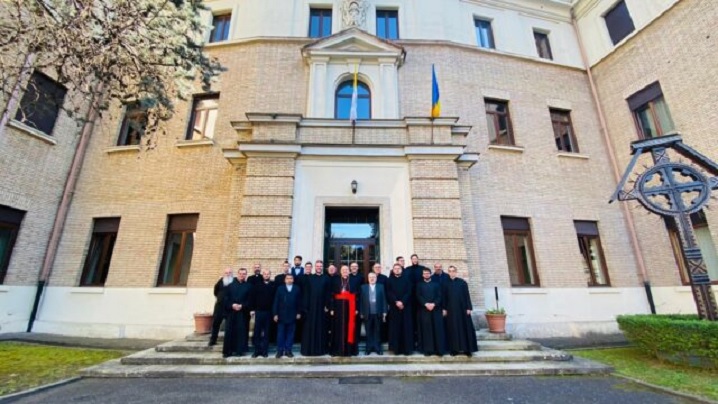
[405,254,427,348]
[416,267,445,356]
[209,267,234,347]
[371,263,389,343]
[432,262,451,352]
[386,263,414,355]
[300,260,331,356]
[222,268,252,358]
[248,263,263,285]
[442,265,478,356]
[330,265,360,356]
[250,268,275,358]
[294,261,312,343]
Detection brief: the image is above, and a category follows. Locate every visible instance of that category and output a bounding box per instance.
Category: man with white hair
[209,267,235,347]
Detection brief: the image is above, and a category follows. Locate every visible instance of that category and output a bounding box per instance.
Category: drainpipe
[26,83,104,332]
[571,17,656,314]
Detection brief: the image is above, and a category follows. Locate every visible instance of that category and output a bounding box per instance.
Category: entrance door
[327,239,378,279]
[324,207,379,280]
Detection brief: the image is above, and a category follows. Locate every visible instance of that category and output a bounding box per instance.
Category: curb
[613,374,717,404]
[0,377,82,402]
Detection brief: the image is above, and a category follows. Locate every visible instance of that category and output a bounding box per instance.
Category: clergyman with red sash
[329,265,360,356]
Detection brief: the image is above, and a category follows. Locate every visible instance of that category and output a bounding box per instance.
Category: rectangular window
[501,217,540,286]
[485,99,514,146]
[14,72,67,136]
[157,214,198,287]
[665,211,718,285]
[550,109,579,153]
[575,221,610,287]
[533,30,553,60]
[604,0,635,45]
[209,13,231,43]
[474,18,495,49]
[117,103,147,146]
[80,218,120,287]
[376,9,399,40]
[309,8,332,38]
[186,94,219,140]
[627,82,675,139]
[0,205,25,284]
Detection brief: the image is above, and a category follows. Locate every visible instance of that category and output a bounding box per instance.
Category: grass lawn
[571,347,718,401]
[0,342,127,396]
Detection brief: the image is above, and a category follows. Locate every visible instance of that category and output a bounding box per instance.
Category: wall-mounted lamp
[351,180,358,194]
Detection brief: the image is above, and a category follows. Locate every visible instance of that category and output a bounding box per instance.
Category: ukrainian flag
[431,64,441,118]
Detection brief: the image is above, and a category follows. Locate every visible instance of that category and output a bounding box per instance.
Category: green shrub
[617,314,718,369]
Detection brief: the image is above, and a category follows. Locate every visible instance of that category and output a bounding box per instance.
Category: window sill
[176,139,214,148]
[588,287,619,294]
[105,145,140,154]
[70,287,105,294]
[674,286,693,293]
[488,144,524,153]
[557,152,589,160]
[149,287,188,295]
[510,288,546,295]
[8,119,57,145]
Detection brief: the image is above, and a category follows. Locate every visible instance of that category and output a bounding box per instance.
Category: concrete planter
[193,313,213,334]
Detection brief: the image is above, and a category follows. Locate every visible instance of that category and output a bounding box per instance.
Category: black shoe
[208,341,217,347]
[252,353,259,358]
[364,351,370,355]
[286,352,294,358]
[276,351,283,358]
[262,353,268,358]
[222,354,231,358]
[378,351,384,355]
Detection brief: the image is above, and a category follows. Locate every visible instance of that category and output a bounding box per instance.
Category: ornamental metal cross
[611,134,718,321]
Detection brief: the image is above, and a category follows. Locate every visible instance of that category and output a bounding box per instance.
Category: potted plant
[193,311,214,334]
[484,307,507,333]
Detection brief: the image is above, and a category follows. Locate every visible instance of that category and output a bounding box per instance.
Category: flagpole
[431,117,435,145]
[352,119,356,144]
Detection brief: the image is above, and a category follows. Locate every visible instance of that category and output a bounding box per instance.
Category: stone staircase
[81,331,611,378]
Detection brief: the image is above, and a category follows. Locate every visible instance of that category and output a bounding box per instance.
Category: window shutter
[574,221,599,236]
[501,216,530,231]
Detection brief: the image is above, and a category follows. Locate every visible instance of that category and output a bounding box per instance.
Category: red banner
[334,291,356,344]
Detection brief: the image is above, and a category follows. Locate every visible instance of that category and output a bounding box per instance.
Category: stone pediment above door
[302,27,405,63]
[302,28,405,120]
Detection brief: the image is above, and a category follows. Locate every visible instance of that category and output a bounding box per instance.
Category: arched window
[335,80,371,120]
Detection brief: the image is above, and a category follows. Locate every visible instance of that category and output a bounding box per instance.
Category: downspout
[571,16,656,314]
[27,83,104,332]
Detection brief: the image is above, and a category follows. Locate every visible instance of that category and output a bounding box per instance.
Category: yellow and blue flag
[349,64,358,122]
[431,64,441,118]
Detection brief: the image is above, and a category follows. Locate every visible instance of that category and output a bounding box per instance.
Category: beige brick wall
[41,37,640,302]
[591,0,718,287]
[0,83,83,286]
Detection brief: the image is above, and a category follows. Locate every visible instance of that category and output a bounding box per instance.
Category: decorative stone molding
[340,0,370,30]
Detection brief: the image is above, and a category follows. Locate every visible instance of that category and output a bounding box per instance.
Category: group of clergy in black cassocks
[209,254,478,358]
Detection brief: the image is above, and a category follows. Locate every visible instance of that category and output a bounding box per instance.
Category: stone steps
[82,357,611,378]
[80,330,612,378]
[123,347,566,366]
[156,339,540,353]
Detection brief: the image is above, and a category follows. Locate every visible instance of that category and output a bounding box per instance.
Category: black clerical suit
[349,272,364,355]
[273,284,302,355]
[360,283,387,355]
[251,280,276,357]
[209,277,233,346]
[222,279,252,357]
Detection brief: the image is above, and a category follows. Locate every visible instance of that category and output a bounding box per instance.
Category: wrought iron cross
[611,134,718,320]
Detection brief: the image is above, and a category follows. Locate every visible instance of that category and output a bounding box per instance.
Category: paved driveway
[3,376,700,404]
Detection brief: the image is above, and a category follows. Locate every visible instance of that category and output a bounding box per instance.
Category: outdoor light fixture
[351,180,358,194]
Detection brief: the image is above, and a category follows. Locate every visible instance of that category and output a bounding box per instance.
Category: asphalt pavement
[2,376,703,404]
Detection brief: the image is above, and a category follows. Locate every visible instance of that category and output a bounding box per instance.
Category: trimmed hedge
[617,314,718,369]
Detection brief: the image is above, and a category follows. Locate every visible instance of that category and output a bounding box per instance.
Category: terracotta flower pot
[193,313,214,334]
[485,313,507,333]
